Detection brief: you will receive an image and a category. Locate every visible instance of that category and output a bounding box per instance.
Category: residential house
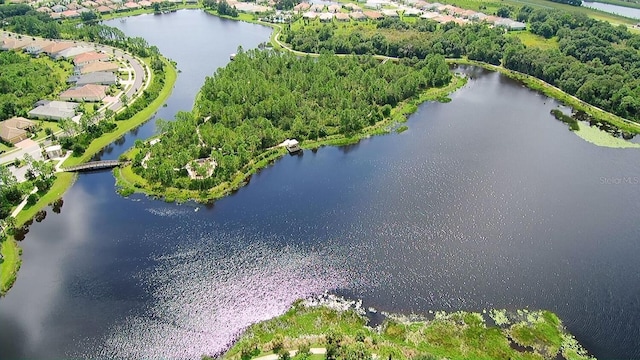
[28,100,79,121]
[54,46,93,60]
[51,4,67,12]
[310,4,324,12]
[403,8,422,16]
[0,117,35,144]
[327,4,341,13]
[59,84,107,102]
[42,41,75,56]
[350,11,366,20]
[363,10,382,19]
[73,51,108,66]
[97,5,112,13]
[61,10,81,18]
[0,38,32,51]
[319,12,333,21]
[24,39,53,56]
[335,12,350,21]
[343,2,361,10]
[79,61,119,74]
[68,71,117,86]
[293,2,311,11]
[382,9,398,17]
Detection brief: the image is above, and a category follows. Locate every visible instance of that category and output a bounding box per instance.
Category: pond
[583,1,640,19]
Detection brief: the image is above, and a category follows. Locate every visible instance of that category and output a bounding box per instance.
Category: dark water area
[583,1,640,19]
[1,10,640,360]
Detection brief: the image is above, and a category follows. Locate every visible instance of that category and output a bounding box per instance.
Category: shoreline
[0,56,177,296]
[115,74,467,203]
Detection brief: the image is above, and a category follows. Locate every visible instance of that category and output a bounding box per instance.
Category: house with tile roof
[74,51,109,66]
[0,117,36,144]
[59,84,107,102]
[79,61,119,74]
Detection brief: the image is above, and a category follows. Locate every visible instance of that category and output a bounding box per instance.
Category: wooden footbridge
[61,160,126,172]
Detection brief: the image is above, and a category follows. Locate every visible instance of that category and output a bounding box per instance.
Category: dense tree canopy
[285,12,640,123]
[0,52,63,121]
[136,50,451,189]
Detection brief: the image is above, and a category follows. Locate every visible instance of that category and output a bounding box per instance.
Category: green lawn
[0,236,21,296]
[507,31,559,50]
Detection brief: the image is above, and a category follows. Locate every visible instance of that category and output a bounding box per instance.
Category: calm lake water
[1,9,640,360]
[583,1,640,19]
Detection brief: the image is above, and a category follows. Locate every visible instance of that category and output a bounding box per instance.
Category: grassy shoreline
[115,75,467,203]
[0,57,177,297]
[221,300,594,360]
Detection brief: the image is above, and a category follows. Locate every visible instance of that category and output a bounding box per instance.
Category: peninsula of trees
[125,50,452,195]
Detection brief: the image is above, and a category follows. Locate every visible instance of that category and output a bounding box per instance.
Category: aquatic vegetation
[574,123,640,149]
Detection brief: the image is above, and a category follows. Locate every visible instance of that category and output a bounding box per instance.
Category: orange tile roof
[74,51,108,65]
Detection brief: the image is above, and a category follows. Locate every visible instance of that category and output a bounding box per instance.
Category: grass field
[507,31,559,50]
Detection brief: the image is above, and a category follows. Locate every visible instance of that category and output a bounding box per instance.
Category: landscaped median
[0,56,176,296]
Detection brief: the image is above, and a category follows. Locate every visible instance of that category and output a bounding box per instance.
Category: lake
[1,9,639,360]
[583,1,640,19]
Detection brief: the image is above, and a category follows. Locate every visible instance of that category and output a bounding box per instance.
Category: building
[350,11,366,20]
[45,145,63,159]
[319,12,333,21]
[54,46,93,60]
[73,51,109,66]
[79,61,119,74]
[51,4,67,12]
[382,9,399,17]
[293,2,310,11]
[363,10,383,19]
[0,117,36,144]
[68,71,118,86]
[310,3,324,12]
[28,100,79,121]
[335,12,350,21]
[41,41,75,56]
[327,4,341,13]
[59,84,107,102]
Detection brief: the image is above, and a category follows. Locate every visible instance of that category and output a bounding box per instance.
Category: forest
[0,51,65,122]
[133,49,451,190]
[284,8,640,124]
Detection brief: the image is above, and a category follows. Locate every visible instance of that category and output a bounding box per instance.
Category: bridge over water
[61,160,126,172]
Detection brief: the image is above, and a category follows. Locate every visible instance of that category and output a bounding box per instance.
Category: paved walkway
[10,187,38,218]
